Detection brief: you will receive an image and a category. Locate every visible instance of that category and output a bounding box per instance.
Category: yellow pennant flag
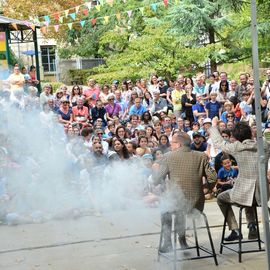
[107,0,114,7]
[75,6,80,14]
[40,26,47,34]
[11,23,18,30]
[104,16,110,24]
[116,13,121,21]
[95,5,101,11]
[30,24,36,31]
[65,10,69,17]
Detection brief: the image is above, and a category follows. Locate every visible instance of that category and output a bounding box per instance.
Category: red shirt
[72,106,89,122]
[83,87,100,106]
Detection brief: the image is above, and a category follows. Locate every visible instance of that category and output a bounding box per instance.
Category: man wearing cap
[190,132,207,152]
[150,90,167,114]
[153,132,216,253]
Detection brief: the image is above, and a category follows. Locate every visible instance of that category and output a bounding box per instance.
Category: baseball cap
[193,131,202,138]
[203,118,212,125]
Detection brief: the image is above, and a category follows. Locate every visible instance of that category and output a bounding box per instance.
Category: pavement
[0,201,267,270]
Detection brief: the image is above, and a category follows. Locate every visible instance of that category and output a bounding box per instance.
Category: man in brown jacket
[153,132,217,253]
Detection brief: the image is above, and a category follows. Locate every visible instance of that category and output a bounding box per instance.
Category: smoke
[0,98,151,225]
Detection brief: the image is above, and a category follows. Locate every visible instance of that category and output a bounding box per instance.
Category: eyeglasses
[227,115,234,118]
[108,98,114,101]
[62,102,69,104]
[97,133,103,135]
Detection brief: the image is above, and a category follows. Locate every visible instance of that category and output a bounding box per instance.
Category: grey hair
[173,132,191,147]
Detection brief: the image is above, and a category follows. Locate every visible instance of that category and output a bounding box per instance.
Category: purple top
[105,103,122,117]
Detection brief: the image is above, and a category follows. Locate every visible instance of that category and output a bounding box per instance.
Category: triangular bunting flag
[68,23,73,30]
[99,0,104,6]
[151,3,157,12]
[85,2,92,10]
[95,5,101,11]
[83,9,89,16]
[80,20,86,27]
[44,15,50,22]
[44,21,49,27]
[91,18,97,26]
[40,26,47,34]
[11,23,18,30]
[163,0,169,7]
[116,13,121,21]
[65,10,69,17]
[104,16,109,24]
[53,12,60,21]
[75,6,80,14]
[59,16,64,23]
[54,25,60,32]
[139,7,144,15]
[69,13,76,20]
[127,10,132,18]
[30,24,36,31]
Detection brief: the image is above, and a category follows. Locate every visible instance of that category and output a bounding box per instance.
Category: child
[239,91,253,122]
[220,101,233,123]
[215,155,238,195]
[205,92,222,119]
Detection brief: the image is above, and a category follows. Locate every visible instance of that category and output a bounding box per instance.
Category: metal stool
[220,204,264,262]
[158,212,218,269]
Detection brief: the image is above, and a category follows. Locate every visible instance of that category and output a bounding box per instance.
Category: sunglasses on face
[227,115,234,118]
[62,102,69,104]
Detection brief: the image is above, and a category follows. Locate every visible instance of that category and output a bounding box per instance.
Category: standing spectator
[148,74,159,95]
[8,65,25,92]
[171,81,185,118]
[70,85,83,107]
[216,80,229,105]
[29,65,39,88]
[205,92,222,119]
[235,73,248,101]
[193,76,207,99]
[228,80,238,99]
[83,79,100,108]
[21,67,31,93]
[142,91,154,111]
[158,77,168,100]
[181,85,196,123]
[99,84,111,105]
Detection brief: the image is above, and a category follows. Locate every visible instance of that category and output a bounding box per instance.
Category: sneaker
[224,229,243,242]
[248,223,258,240]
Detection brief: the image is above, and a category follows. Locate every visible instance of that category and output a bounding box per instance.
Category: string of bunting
[39,0,171,34]
[36,0,128,23]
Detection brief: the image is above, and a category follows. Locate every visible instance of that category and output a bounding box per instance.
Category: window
[41,46,56,72]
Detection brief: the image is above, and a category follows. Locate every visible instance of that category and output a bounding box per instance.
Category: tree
[167,0,247,71]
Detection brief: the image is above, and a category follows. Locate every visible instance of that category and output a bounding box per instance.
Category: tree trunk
[208,26,217,72]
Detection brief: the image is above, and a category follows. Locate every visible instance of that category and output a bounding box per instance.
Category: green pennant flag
[68,22,73,30]
[80,20,86,27]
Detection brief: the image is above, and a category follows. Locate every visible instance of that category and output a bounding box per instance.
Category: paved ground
[0,201,267,270]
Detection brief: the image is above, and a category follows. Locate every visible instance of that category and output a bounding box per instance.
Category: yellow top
[171,89,185,111]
